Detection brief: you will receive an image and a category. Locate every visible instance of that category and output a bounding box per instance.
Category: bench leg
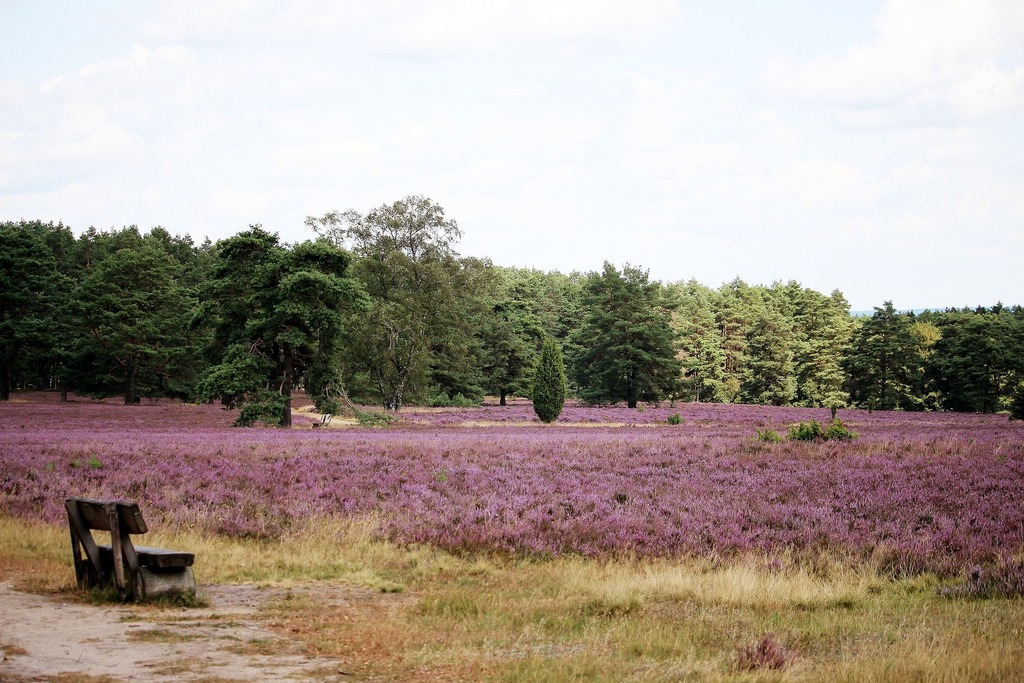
[108,507,128,600]
[134,567,196,601]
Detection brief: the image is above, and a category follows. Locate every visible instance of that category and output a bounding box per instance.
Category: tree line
[3,198,1023,424]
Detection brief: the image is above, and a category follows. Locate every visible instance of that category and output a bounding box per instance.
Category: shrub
[429,392,479,408]
[737,633,794,671]
[355,410,395,427]
[824,418,857,441]
[787,420,825,441]
[787,419,857,442]
[235,396,288,427]
[939,559,1024,599]
[532,337,567,423]
[756,428,783,443]
[667,413,682,425]
[1011,382,1024,421]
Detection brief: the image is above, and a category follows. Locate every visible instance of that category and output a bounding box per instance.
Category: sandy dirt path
[0,581,352,682]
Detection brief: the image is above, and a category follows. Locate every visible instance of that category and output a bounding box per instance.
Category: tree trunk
[124,362,138,406]
[499,388,507,406]
[280,345,293,428]
[0,365,10,401]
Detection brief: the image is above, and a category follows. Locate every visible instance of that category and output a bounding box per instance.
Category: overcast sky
[2,1,1022,310]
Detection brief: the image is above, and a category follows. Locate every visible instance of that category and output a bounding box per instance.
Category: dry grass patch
[0,516,76,592]
[3,516,1024,682]
[557,558,875,612]
[125,627,201,644]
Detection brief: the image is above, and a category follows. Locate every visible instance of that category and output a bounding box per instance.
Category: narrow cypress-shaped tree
[532,337,566,423]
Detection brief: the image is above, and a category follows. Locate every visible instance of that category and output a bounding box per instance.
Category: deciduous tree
[307,195,468,410]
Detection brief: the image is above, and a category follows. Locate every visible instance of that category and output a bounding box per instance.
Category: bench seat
[98,544,195,569]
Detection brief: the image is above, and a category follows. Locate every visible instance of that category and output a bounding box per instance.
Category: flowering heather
[2,393,1023,575]
[737,633,795,671]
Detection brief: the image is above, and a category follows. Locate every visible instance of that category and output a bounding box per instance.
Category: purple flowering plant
[2,393,1023,576]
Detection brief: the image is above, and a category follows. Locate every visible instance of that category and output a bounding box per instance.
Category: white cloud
[625,72,678,149]
[1,0,1020,309]
[139,0,682,54]
[763,0,1024,124]
[947,62,1024,119]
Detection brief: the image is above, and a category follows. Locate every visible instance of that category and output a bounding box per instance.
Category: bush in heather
[531,337,566,423]
[787,419,857,442]
[824,418,857,441]
[737,633,794,671]
[787,420,825,441]
[757,427,783,443]
[940,559,1024,599]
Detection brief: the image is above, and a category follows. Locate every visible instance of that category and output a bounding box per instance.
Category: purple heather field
[2,393,1023,576]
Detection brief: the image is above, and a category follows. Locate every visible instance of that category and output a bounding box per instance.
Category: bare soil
[0,581,360,682]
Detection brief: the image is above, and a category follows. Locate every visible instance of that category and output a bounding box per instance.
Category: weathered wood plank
[134,567,196,600]
[68,497,148,534]
[98,545,195,569]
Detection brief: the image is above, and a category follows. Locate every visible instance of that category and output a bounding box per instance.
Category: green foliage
[354,409,396,427]
[740,303,796,405]
[823,418,857,441]
[671,280,727,403]
[68,228,198,404]
[475,267,545,406]
[70,455,104,469]
[842,301,926,411]
[787,419,857,442]
[0,221,75,400]
[925,310,1018,413]
[307,196,469,411]
[197,227,365,427]
[714,278,754,403]
[532,337,567,423]
[787,420,825,441]
[756,428,783,443]
[775,282,852,408]
[235,395,289,427]
[666,413,682,425]
[571,262,681,409]
[4,217,1023,420]
[193,345,271,409]
[1010,381,1024,421]
[429,392,479,408]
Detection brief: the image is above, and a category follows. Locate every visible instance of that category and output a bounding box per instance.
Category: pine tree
[842,301,924,411]
[672,280,726,403]
[571,263,681,408]
[197,227,366,426]
[740,305,796,405]
[532,337,566,423]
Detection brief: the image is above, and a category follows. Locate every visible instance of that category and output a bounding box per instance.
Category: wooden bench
[65,497,195,601]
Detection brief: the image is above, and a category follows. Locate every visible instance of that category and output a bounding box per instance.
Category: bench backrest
[67,497,148,535]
